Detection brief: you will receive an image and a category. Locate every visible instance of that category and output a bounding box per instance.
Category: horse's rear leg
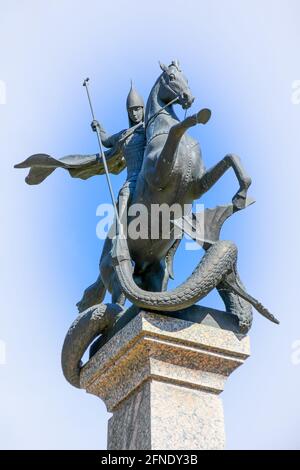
[100,247,127,306]
[77,235,123,312]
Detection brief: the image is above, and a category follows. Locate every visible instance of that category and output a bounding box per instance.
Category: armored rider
[91,83,146,224]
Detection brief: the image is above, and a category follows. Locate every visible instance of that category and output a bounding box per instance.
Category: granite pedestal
[80,307,250,450]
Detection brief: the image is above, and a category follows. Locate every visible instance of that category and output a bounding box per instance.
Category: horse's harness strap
[145,95,180,130]
[147,131,169,145]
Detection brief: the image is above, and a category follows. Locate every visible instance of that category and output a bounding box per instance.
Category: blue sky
[1,0,300,449]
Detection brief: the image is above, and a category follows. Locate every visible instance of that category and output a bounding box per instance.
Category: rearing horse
[63,60,278,388]
[109,61,255,310]
[79,60,275,324]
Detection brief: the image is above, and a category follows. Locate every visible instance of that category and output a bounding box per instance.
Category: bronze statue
[14,60,279,388]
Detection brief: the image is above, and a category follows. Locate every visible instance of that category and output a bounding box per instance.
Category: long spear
[83,78,121,232]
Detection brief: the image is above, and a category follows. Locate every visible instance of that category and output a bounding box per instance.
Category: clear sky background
[1,0,299,449]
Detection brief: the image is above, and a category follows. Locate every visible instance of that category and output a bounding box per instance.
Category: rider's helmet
[126,81,144,126]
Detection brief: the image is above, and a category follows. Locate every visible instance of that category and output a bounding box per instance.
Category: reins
[145,95,180,130]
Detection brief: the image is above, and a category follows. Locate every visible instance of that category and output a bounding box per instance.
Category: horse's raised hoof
[182,109,211,129]
[196,108,211,125]
[232,191,253,211]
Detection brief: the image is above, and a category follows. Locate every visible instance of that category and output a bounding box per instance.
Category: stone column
[80,307,250,450]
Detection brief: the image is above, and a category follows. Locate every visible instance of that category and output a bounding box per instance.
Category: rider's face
[128,106,143,124]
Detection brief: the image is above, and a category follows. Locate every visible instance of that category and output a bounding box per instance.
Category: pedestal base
[80,307,250,450]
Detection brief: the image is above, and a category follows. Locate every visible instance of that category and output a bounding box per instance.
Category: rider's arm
[91,120,123,148]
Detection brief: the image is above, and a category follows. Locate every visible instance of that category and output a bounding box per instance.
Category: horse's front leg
[196,154,252,210]
[226,154,252,209]
[153,109,211,189]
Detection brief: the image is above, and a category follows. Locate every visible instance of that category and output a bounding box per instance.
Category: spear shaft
[83,78,121,230]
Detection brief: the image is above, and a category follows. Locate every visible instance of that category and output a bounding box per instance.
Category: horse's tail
[76,274,106,313]
[61,303,123,388]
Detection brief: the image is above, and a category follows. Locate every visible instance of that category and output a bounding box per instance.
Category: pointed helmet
[126,81,144,112]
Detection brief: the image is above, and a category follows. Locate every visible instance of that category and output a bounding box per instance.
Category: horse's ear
[172,59,181,70]
[159,61,168,72]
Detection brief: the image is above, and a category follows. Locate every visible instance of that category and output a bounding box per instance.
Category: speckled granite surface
[80,308,250,450]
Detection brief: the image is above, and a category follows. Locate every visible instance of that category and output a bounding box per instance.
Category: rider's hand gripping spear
[83,78,122,236]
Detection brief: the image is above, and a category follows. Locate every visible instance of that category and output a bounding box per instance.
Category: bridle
[145,94,180,130]
[145,71,192,130]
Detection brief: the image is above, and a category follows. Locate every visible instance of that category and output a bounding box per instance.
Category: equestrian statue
[15,60,279,388]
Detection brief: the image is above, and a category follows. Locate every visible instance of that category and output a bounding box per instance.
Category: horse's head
[158,60,194,109]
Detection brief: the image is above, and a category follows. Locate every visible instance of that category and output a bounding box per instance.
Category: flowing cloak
[14,139,127,185]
